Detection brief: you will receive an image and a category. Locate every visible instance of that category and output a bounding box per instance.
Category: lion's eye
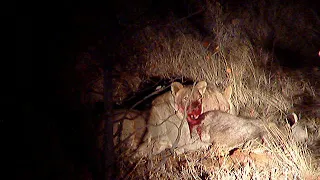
[183,96,188,101]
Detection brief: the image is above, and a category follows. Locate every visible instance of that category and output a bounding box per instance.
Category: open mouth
[186,102,204,138]
[186,100,203,125]
[190,114,200,120]
[187,112,202,125]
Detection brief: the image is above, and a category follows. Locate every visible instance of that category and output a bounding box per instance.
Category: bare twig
[152,81,198,173]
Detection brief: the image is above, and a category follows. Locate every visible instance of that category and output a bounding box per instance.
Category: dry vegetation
[75,0,320,179]
[117,128,317,179]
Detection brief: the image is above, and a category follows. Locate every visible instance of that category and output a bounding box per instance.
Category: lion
[138,80,235,156]
[170,81,236,137]
[109,81,309,159]
[97,109,147,157]
[112,109,147,150]
[109,80,235,157]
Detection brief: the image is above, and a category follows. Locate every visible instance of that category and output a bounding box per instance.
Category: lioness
[110,81,308,158]
[139,81,235,155]
[110,80,235,157]
[112,109,147,150]
[171,81,236,137]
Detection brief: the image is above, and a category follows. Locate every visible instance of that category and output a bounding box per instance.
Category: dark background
[13,0,320,179]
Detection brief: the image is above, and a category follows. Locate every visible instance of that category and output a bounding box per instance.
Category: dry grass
[116,124,319,179]
[105,1,320,179]
[114,36,320,178]
[137,18,312,122]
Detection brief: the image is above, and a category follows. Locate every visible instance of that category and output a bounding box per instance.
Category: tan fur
[112,110,147,150]
[137,81,235,156]
[140,91,210,155]
[172,81,236,117]
[195,110,309,155]
[109,97,308,159]
[196,110,266,155]
[110,81,236,157]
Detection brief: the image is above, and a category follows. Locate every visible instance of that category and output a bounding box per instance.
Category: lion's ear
[195,81,207,96]
[171,82,184,96]
[223,85,232,101]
